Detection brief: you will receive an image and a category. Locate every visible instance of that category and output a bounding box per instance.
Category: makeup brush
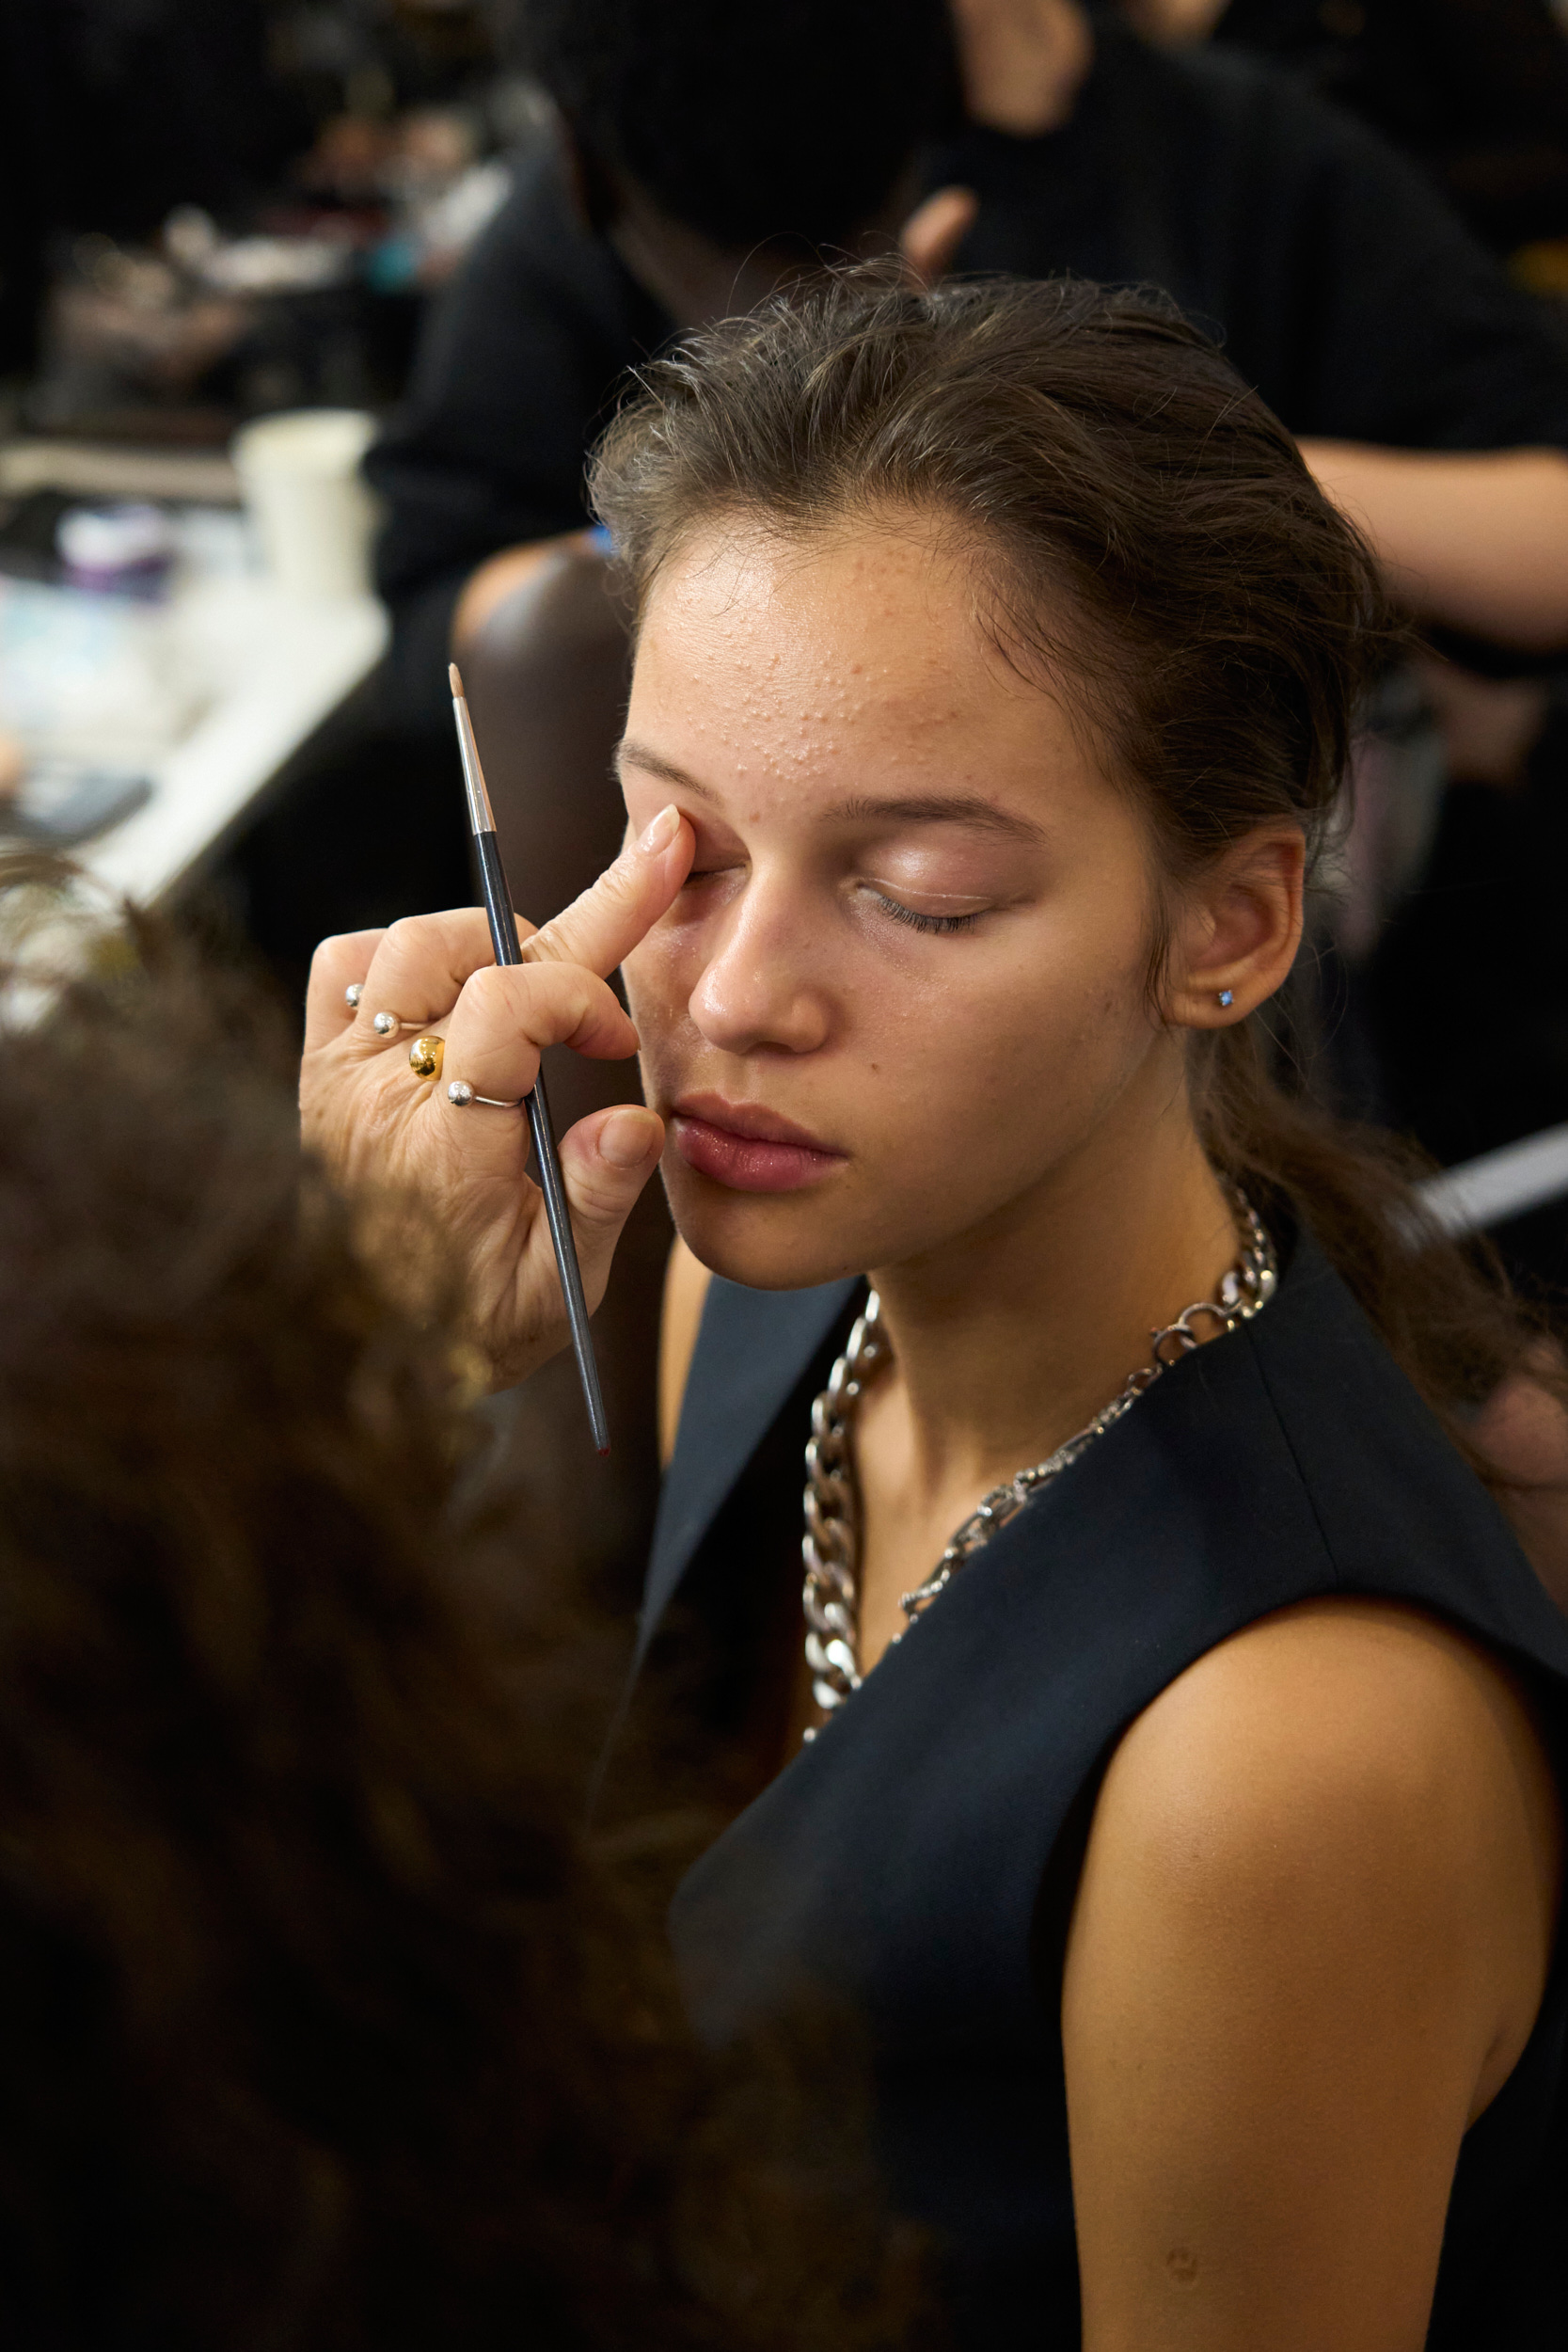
[449,662,610,1455]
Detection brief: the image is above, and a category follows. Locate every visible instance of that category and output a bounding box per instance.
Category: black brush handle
[474,827,610,1455]
[474,828,523,969]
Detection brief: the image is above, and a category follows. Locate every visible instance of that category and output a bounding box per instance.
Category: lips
[670,1093,846,1195]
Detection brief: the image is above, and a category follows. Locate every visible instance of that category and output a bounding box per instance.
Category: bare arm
[1300,442,1568,654]
[1065,1597,1561,2352]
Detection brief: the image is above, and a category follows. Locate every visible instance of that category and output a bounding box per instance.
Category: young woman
[305,275,1568,2349]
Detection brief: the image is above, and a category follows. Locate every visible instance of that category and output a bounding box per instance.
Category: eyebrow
[615,742,1047,846]
[831,793,1046,846]
[616,741,719,801]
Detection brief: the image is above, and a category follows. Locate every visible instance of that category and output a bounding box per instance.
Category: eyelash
[870,891,983,936]
[682,871,984,936]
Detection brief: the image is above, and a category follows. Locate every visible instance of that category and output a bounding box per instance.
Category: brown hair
[590,269,1556,1456]
[0,860,919,2351]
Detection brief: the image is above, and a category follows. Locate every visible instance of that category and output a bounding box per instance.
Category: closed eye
[864,883,990,935]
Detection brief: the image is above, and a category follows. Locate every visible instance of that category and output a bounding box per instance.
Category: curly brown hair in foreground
[0,864,921,2352]
[591,268,1564,1471]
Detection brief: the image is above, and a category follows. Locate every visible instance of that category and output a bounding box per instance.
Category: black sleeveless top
[641,1232,1568,2347]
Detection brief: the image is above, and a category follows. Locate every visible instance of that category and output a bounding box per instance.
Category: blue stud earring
[1217,989,1234,1009]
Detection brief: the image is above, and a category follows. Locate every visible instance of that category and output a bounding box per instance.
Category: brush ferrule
[452,693,497,835]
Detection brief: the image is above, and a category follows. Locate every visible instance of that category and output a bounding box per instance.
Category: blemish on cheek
[1164,2247,1199,2289]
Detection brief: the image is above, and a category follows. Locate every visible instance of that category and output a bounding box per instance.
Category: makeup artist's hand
[300,805,692,1388]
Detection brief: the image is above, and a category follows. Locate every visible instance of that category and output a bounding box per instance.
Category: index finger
[518,803,693,980]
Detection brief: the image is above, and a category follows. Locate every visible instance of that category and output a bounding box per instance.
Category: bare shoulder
[1126,1591,1548,1772]
[658,1235,713,1468]
[1103,1598,1560,1894]
[1066,1598,1564,2344]
[1085,1599,1561,2097]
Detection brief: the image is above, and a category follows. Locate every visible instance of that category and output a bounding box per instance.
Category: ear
[1162,825,1305,1032]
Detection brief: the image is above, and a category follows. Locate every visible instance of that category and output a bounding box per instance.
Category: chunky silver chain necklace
[800,1194,1277,1724]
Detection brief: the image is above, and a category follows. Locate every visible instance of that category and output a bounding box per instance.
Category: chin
[662,1161,869,1293]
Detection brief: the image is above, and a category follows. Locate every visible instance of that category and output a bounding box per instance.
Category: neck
[867,1046,1241,1504]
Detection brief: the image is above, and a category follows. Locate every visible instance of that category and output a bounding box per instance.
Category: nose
[689,878,832,1057]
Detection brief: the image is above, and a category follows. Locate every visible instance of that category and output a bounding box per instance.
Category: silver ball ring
[447,1079,524,1110]
[372,1011,422,1038]
[344,981,364,1010]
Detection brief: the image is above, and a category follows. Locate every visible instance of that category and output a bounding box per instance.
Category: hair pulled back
[591,269,1553,1454]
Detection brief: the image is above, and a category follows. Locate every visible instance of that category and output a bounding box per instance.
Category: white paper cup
[231,409,379,600]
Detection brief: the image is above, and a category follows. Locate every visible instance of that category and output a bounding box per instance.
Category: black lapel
[637,1275,859,1670]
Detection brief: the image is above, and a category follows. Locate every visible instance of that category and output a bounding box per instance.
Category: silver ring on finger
[447,1079,525,1110]
[372,1011,423,1038]
[344,982,364,1010]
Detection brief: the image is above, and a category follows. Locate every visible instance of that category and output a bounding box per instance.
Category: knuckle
[523,919,564,963]
[597,852,641,907]
[310,932,358,980]
[461,961,509,1015]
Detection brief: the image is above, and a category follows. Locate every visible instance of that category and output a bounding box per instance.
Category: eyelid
[863,877,995,914]
[681,838,747,874]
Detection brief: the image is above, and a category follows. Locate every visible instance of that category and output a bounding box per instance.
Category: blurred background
[0,0,531,1019]
[2,0,1566,1326]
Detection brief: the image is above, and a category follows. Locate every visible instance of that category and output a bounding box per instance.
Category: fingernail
[599,1108,660,1168]
[638,803,680,856]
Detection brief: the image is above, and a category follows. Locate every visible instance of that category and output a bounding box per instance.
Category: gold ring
[408,1033,445,1081]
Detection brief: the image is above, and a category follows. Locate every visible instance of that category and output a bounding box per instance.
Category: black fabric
[519,0,961,253]
[651,1232,1568,2344]
[367,14,1568,729]
[367,141,672,725]
[1216,0,1568,255]
[639,1276,859,1674]
[937,19,1568,452]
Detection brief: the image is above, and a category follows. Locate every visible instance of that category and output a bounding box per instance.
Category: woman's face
[618,517,1180,1291]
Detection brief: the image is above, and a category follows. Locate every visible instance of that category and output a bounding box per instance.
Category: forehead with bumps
[628,510,1084,804]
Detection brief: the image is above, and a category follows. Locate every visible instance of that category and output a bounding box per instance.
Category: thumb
[553,1104,666,1304]
[899,185,978,288]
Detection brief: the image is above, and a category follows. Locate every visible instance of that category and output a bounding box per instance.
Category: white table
[0,459,388,907]
[79,576,387,905]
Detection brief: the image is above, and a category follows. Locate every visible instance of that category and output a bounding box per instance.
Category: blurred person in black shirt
[369,0,1568,732]
[1139,0,1568,259]
[1117,0,1568,1248]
